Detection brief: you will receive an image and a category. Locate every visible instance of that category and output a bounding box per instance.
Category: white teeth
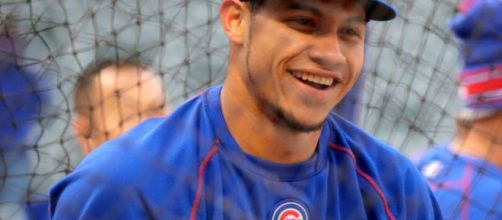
[291,71,334,86]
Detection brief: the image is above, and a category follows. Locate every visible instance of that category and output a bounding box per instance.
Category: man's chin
[282,117,324,132]
[287,122,324,132]
[272,107,326,132]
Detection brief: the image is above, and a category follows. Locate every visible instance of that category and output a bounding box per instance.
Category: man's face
[80,65,167,155]
[241,0,366,131]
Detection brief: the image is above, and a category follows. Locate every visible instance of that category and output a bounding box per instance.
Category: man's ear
[72,114,92,156]
[220,0,247,45]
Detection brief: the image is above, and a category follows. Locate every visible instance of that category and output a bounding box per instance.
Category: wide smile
[289,71,339,90]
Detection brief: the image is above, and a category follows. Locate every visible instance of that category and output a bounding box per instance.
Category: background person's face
[242,0,366,131]
[81,65,167,155]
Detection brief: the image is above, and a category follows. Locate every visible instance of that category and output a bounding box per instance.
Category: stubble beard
[244,20,324,133]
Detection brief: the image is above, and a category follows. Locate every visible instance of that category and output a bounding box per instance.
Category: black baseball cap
[239,0,397,21]
[361,0,397,21]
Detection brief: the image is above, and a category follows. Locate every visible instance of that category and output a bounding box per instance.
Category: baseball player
[50,0,442,219]
[416,0,502,219]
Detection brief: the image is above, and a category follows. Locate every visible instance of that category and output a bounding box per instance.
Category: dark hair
[240,0,267,13]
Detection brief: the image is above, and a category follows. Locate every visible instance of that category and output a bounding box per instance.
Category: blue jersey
[417,145,502,219]
[50,86,441,219]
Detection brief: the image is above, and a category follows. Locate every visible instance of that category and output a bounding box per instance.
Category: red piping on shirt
[460,164,474,220]
[329,143,396,220]
[190,142,220,220]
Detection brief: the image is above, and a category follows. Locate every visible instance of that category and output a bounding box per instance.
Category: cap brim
[365,0,397,21]
[238,0,396,21]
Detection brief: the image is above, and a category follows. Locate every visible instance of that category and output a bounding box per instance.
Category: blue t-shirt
[50,86,441,219]
[417,145,502,219]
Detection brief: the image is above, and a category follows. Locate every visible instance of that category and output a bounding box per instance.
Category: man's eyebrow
[346,16,366,24]
[280,1,323,17]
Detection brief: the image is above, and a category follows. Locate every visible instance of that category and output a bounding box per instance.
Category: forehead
[91,65,162,94]
[97,65,155,83]
[263,0,362,12]
[260,0,366,20]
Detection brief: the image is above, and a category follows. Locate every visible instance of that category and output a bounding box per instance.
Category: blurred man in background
[23,58,169,220]
[73,58,169,156]
[416,0,502,219]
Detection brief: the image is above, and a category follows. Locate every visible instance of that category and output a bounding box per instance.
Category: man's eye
[293,18,314,26]
[340,27,361,38]
[287,18,317,30]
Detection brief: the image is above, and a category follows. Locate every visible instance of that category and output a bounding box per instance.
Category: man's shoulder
[326,114,442,218]
[75,90,220,183]
[326,113,407,163]
[415,144,452,168]
[50,91,221,218]
[326,112,428,187]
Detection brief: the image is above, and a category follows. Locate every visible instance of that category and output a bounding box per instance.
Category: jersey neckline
[204,86,330,181]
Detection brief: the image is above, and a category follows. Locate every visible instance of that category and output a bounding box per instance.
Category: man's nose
[308,36,346,70]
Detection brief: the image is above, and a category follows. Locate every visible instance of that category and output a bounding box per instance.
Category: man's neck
[451,121,502,170]
[220,79,321,164]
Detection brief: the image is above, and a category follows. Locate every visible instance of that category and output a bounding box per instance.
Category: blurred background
[0,0,460,219]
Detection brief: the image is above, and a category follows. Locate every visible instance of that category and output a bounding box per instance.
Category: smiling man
[50,0,442,219]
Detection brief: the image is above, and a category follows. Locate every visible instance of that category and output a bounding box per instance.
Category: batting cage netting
[1,0,501,219]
